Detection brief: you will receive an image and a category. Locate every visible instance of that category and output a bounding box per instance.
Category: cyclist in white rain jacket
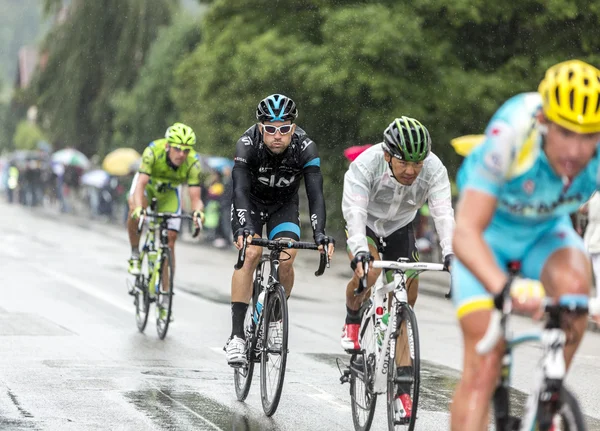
[341,116,455,417]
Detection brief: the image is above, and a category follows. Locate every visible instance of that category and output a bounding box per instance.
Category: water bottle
[253,291,266,324]
[377,312,390,347]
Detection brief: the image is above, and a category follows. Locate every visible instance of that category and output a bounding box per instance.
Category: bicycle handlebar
[354,259,449,296]
[137,212,201,238]
[234,237,330,276]
[476,295,600,355]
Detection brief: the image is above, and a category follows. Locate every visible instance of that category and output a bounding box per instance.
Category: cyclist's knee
[244,245,262,266]
[543,265,590,297]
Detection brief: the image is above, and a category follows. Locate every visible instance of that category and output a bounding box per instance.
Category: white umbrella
[51,148,90,169]
[81,169,110,189]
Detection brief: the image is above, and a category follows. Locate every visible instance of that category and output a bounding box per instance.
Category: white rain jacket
[342,143,455,258]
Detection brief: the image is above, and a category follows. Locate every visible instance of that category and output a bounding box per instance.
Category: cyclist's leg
[230,201,264,339]
[155,187,181,293]
[521,216,591,367]
[342,228,381,350]
[265,198,301,298]
[127,173,149,253]
[450,255,506,431]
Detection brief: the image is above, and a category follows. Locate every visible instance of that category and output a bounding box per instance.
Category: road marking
[302,381,350,411]
[32,265,133,314]
[152,385,223,430]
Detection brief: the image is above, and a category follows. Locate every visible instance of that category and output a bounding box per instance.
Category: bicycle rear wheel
[155,248,174,340]
[536,386,586,431]
[234,294,257,401]
[260,284,289,416]
[134,253,150,332]
[350,313,377,431]
[387,304,420,431]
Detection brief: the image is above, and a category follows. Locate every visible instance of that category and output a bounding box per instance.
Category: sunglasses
[262,124,293,135]
[170,144,191,154]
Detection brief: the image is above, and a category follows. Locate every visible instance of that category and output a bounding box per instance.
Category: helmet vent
[555,86,560,105]
[569,89,575,110]
[595,95,600,114]
[583,96,588,115]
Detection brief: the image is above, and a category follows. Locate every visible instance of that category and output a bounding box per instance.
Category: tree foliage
[32,0,175,156]
[13,120,46,151]
[111,16,202,152]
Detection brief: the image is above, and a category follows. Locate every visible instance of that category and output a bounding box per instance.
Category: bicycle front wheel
[350,313,377,431]
[387,304,420,431]
[260,283,289,416]
[155,248,174,340]
[134,253,150,333]
[234,294,256,401]
[536,386,586,431]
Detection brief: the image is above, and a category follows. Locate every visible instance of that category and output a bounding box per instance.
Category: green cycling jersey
[139,138,201,190]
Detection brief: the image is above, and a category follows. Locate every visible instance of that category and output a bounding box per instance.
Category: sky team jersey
[138,138,201,189]
[231,124,326,236]
[457,92,600,224]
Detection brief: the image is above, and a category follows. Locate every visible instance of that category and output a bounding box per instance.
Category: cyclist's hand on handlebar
[315,233,335,260]
[131,206,145,220]
[192,210,205,229]
[494,277,546,318]
[351,251,373,279]
[234,227,255,250]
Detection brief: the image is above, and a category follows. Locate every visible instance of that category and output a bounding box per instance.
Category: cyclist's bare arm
[454,189,507,295]
[188,186,204,212]
[133,173,150,209]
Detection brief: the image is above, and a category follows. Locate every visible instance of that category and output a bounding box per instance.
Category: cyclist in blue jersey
[450,60,600,430]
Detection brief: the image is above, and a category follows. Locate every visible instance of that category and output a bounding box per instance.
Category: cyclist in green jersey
[127,123,204,284]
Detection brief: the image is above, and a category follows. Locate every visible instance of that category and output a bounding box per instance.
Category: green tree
[13,120,46,150]
[111,15,202,152]
[32,0,175,156]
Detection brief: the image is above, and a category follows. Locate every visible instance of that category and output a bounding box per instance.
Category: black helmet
[383,116,431,162]
[256,94,298,122]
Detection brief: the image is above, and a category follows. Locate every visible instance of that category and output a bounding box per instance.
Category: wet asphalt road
[1,202,600,430]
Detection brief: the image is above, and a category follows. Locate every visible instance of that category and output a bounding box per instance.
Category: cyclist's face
[167,144,190,166]
[260,121,295,154]
[542,116,600,180]
[384,152,424,185]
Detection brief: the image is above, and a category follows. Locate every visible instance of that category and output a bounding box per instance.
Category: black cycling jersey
[232,124,326,238]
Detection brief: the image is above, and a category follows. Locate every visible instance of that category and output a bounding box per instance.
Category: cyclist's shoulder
[237,125,260,146]
[421,152,448,178]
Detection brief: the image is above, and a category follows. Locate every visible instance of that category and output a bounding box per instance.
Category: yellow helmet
[538,59,600,134]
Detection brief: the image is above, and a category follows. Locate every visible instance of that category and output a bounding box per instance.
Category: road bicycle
[232,236,330,416]
[477,262,600,431]
[127,198,199,339]
[340,258,449,431]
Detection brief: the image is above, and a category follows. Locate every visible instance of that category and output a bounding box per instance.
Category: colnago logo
[382,335,392,375]
[311,214,318,230]
[408,322,415,359]
[237,209,247,225]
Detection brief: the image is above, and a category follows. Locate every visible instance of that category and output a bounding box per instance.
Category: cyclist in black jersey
[225,94,335,365]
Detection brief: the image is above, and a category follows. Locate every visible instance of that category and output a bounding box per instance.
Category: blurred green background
[1,0,599,232]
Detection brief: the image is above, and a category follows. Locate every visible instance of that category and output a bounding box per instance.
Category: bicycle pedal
[339,368,351,384]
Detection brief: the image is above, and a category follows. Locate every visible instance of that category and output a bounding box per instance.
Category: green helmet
[383,116,431,162]
[165,122,196,147]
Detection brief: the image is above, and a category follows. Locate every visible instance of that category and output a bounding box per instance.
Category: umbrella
[102,148,141,176]
[450,134,486,157]
[52,148,90,169]
[343,144,373,162]
[205,156,234,173]
[81,169,110,189]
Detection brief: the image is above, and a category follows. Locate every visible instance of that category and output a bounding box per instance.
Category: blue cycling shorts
[452,214,585,319]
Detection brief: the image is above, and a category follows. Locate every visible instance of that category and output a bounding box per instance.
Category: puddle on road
[305,353,600,430]
[124,389,278,431]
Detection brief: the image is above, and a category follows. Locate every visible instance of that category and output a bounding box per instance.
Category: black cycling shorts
[231,195,301,241]
[366,223,419,263]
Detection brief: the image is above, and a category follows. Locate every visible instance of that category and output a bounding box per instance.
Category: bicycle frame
[477,294,600,430]
[361,260,445,394]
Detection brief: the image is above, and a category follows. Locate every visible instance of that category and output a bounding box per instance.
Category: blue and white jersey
[457,92,600,226]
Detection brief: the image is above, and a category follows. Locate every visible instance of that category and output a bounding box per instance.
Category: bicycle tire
[155,248,174,340]
[234,293,257,401]
[350,313,377,431]
[535,386,587,431]
[260,283,289,416]
[387,304,420,431]
[134,252,150,333]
